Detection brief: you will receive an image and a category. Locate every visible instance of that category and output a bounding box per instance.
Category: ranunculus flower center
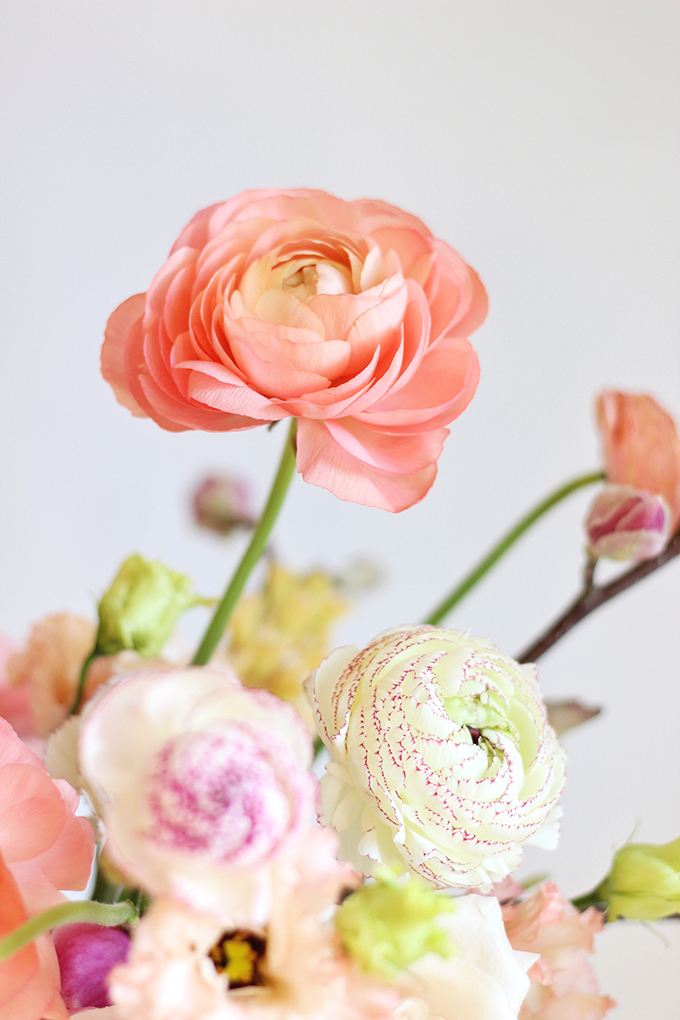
[147,726,292,862]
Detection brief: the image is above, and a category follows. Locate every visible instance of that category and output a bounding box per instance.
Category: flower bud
[96,554,201,656]
[335,871,455,978]
[192,474,255,536]
[585,486,669,562]
[596,391,680,532]
[53,923,130,1009]
[597,836,680,921]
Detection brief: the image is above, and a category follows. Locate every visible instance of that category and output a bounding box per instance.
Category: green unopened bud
[96,554,203,656]
[334,871,455,978]
[597,836,680,921]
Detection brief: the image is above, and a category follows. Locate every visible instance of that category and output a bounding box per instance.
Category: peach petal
[343,282,408,375]
[120,314,186,431]
[297,419,439,511]
[363,336,480,426]
[0,764,66,861]
[597,391,680,531]
[161,262,198,343]
[227,334,330,399]
[234,319,350,378]
[0,851,38,1006]
[101,296,148,418]
[325,418,449,475]
[144,248,197,334]
[253,288,326,334]
[186,372,282,422]
[137,371,250,431]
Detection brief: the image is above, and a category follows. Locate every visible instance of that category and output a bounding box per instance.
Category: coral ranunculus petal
[297,419,439,511]
[102,189,487,510]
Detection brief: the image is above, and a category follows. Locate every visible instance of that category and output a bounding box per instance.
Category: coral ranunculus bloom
[102,190,486,512]
[596,391,680,532]
[0,718,95,1020]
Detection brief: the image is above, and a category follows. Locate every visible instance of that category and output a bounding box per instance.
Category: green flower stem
[70,646,98,715]
[0,899,138,963]
[571,889,606,913]
[423,470,605,626]
[192,418,298,666]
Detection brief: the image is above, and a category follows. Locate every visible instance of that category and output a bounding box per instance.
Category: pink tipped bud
[585,486,669,562]
[192,474,255,536]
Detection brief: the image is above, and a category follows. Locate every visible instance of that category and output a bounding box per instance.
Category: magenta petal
[53,924,130,1010]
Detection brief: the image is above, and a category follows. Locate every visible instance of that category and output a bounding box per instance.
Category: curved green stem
[423,470,604,626]
[0,899,138,963]
[70,646,98,715]
[571,888,606,913]
[192,419,298,666]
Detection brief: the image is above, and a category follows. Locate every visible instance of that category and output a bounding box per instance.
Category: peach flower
[0,717,95,1020]
[102,189,486,512]
[108,828,397,1020]
[5,613,96,738]
[501,883,615,1020]
[596,391,680,532]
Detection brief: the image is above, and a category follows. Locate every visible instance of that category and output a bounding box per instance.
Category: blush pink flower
[79,667,316,924]
[102,189,486,512]
[596,391,680,532]
[0,718,95,1020]
[501,883,615,1020]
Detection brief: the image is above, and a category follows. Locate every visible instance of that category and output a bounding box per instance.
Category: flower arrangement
[1,188,678,1019]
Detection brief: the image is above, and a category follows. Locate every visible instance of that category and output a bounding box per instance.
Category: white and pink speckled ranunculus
[308,626,566,890]
[102,189,486,512]
[79,667,315,924]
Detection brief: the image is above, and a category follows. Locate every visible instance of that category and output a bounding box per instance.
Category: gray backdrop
[1,3,678,1015]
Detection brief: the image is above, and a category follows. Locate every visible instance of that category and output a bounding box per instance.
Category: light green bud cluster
[334,871,455,978]
[597,836,680,921]
[96,554,203,656]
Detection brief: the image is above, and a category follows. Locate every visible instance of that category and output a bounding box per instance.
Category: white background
[1,2,679,1015]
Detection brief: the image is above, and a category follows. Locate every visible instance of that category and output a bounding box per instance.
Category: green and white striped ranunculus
[307,625,566,890]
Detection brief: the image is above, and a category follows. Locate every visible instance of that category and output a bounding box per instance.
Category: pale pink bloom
[193,474,255,535]
[0,719,95,1020]
[502,883,615,1020]
[596,391,680,532]
[5,613,96,738]
[108,828,398,1020]
[393,895,535,1020]
[79,667,316,924]
[102,189,486,512]
[309,626,565,889]
[585,486,669,561]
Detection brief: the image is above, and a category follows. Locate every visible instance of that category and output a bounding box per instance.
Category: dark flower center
[209,930,267,988]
